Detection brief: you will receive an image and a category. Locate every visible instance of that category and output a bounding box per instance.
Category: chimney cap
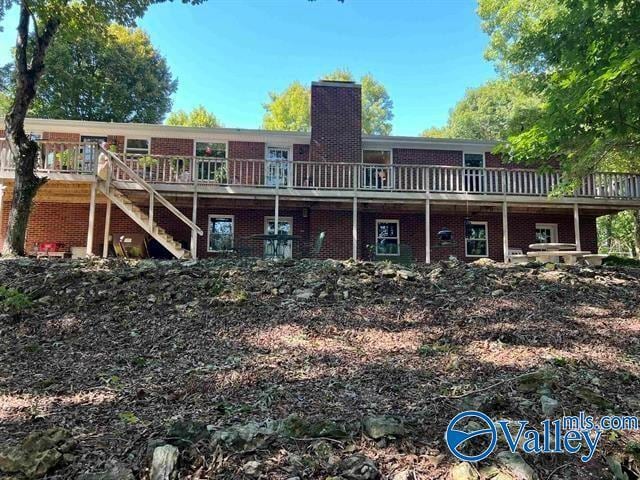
[312,79,361,89]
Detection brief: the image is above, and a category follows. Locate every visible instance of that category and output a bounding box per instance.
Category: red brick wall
[309,209,353,260]
[42,132,81,142]
[151,137,194,156]
[0,195,599,263]
[293,144,310,162]
[107,135,125,153]
[393,148,463,167]
[310,82,362,163]
[229,141,265,159]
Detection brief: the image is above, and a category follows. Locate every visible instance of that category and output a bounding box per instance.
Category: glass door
[264,216,293,258]
[463,153,485,193]
[266,147,291,187]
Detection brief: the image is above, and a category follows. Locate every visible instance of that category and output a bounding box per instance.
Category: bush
[602,255,640,267]
[0,285,33,316]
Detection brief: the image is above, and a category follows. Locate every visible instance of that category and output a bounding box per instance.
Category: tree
[262,82,310,132]
[478,0,640,174]
[25,24,176,123]
[420,78,541,141]
[166,105,221,128]
[0,0,204,256]
[262,69,394,135]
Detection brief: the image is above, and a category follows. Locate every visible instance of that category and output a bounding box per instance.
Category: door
[362,149,392,189]
[463,153,485,193]
[266,147,291,187]
[535,223,558,243]
[264,216,293,258]
[80,135,107,172]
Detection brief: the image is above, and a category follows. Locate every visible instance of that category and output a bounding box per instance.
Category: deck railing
[1,139,640,200]
[0,139,97,174]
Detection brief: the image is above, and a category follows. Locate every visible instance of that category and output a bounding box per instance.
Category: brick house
[1,79,639,262]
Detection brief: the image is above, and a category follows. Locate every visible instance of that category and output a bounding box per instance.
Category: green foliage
[166,105,221,128]
[421,78,542,141]
[262,81,311,132]
[137,155,159,168]
[118,411,139,424]
[262,69,394,135]
[597,212,637,257]
[478,0,640,173]
[23,24,176,123]
[0,285,33,315]
[602,255,640,268]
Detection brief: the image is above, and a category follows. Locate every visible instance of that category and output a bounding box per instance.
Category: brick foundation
[0,193,598,263]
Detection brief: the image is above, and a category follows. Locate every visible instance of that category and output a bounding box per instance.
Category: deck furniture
[250,233,300,259]
[507,247,528,264]
[529,243,577,251]
[583,254,607,266]
[527,250,590,265]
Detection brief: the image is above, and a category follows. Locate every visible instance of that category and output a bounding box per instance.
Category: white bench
[583,254,607,266]
[527,251,591,265]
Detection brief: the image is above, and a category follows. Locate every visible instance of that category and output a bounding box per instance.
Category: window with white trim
[125,138,149,155]
[195,142,226,158]
[196,142,227,181]
[535,223,558,243]
[463,152,485,168]
[465,221,488,257]
[376,220,400,256]
[208,215,234,252]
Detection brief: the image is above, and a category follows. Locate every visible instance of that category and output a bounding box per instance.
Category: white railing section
[1,139,640,199]
[0,139,98,174]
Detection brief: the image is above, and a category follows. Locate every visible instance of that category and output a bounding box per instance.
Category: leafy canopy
[166,105,221,128]
[22,24,176,123]
[478,0,640,173]
[262,69,394,135]
[421,77,541,141]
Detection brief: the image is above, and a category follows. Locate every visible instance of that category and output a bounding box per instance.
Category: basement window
[465,221,488,257]
[208,215,234,252]
[376,219,400,256]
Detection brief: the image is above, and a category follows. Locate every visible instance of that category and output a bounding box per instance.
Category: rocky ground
[0,257,639,479]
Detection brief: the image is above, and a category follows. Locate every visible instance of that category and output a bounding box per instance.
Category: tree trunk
[2,5,59,256]
[635,210,640,259]
[2,131,44,256]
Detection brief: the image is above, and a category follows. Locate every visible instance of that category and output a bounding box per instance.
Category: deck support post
[352,196,358,260]
[190,192,198,259]
[573,203,581,251]
[102,198,111,258]
[86,182,97,257]
[425,196,430,263]
[502,201,509,262]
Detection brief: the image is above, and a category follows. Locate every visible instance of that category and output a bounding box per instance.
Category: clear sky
[0,0,496,136]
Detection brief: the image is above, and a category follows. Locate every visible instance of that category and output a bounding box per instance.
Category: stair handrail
[99,147,203,236]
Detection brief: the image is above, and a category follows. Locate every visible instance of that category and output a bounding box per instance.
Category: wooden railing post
[149,192,154,229]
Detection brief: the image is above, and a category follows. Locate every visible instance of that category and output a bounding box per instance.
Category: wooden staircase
[97,148,203,259]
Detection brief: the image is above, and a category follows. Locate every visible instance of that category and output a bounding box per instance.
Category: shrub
[602,255,640,267]
[0,286,33,317]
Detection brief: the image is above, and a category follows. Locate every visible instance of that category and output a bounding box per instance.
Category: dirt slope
[0,258,639,479]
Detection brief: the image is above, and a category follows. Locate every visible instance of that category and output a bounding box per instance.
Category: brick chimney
[310,80,362,163]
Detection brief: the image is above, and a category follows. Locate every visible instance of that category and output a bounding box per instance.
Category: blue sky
[0,0,496,136]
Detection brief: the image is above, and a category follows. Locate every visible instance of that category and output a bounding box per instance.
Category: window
[208,215,234,252]
[363,150,391,165]
[125,138,149,155]
[535,223,558,243]
[195,142,227,182]
[376,220,399,256]
[195,142,226,158]
[363,150,392,189]
[465,221,488,257]
[463,153,485,168]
